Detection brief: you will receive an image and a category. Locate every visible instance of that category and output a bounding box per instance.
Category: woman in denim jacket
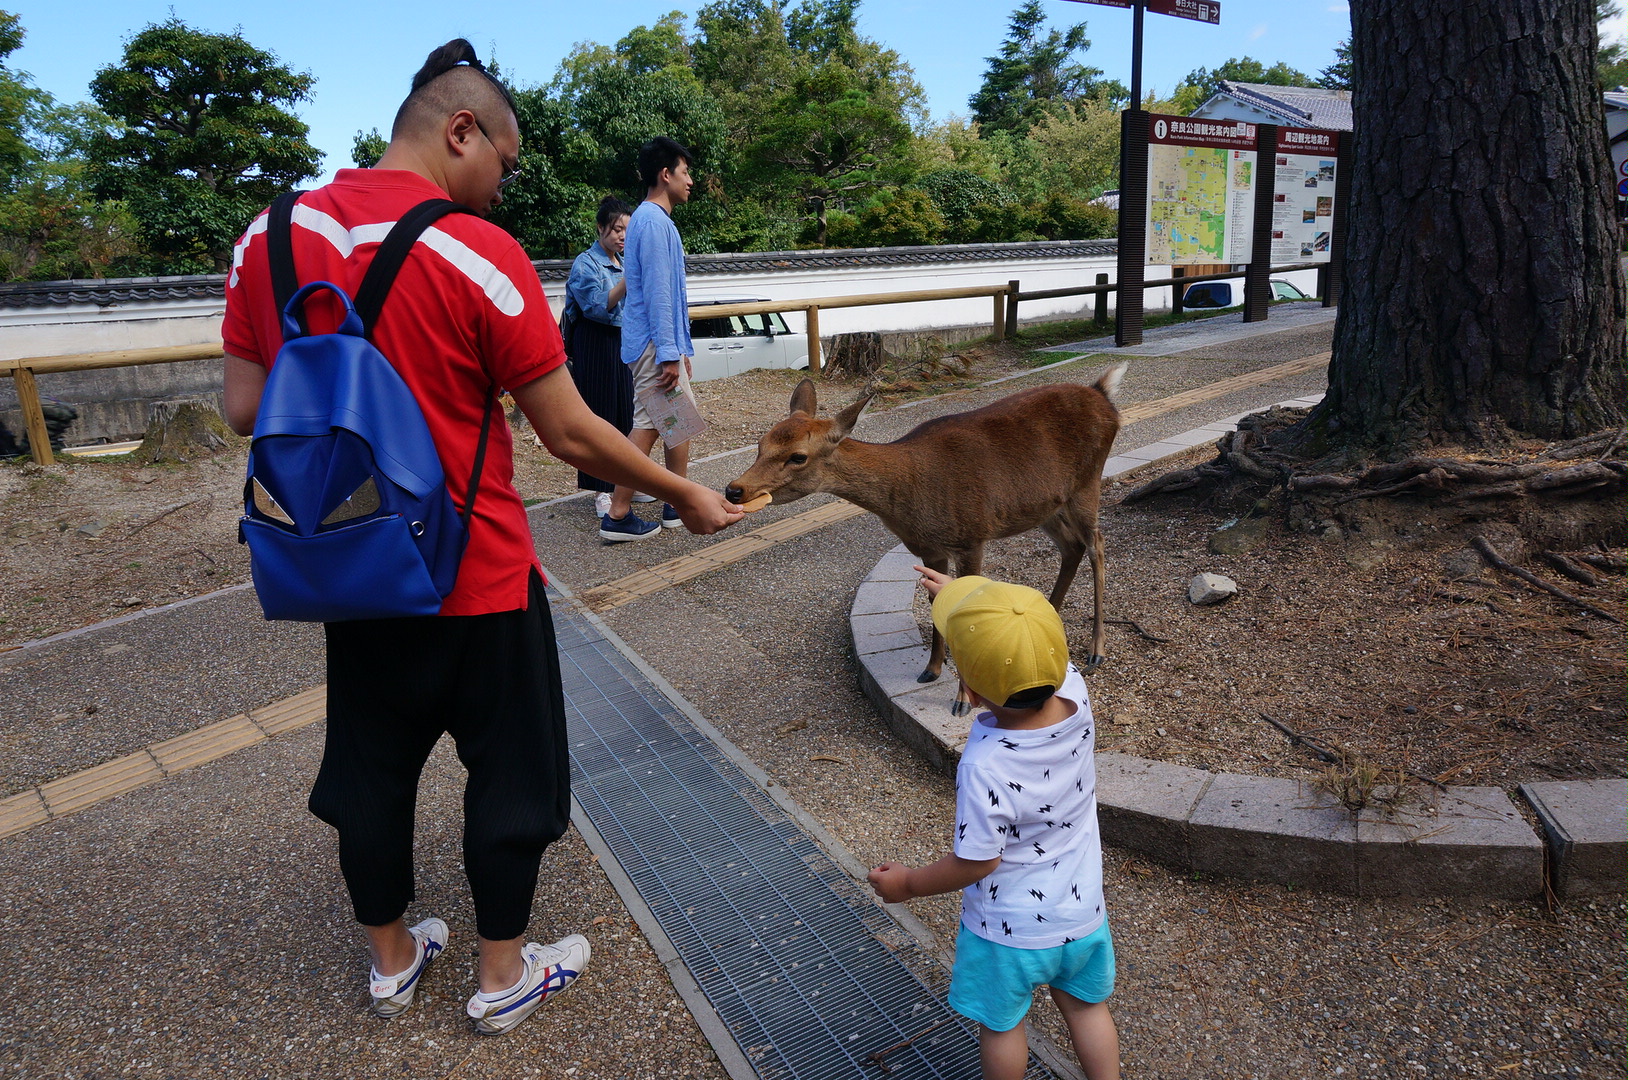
[564,196,635,509]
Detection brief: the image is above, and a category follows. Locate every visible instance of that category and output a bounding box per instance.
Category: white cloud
[1249,23,1268,41]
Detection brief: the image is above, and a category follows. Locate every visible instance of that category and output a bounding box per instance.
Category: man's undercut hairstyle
[637,136,693,190]
[391,38,518,139]
[596,195,633,230]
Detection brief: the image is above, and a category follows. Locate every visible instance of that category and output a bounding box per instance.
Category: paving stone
[1356,786,1544,899]
[0,789,49,840]
[850,610,922,657]
[1520,778,1628,898]
[150,715,265,774]
[1094,753,1212,872]
[851,579,910,617]
[865,546,924,582]
[861,643,939,701]
[39,751,162,817]
[858,663,964,777]
[1188,773,1358,893]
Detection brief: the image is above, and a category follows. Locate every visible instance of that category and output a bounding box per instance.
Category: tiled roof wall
[0,239,1120,309]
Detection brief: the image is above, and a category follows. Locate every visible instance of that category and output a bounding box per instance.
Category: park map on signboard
[1145,114,1257,266]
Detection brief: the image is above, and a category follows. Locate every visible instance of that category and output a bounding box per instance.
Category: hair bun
[411,39,484,93]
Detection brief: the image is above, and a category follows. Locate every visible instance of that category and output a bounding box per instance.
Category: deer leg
[917,554,952,684]
[947,548,985,717]
[1084,515,1108,673]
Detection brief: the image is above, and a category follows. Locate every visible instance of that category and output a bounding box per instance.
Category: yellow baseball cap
[931,576,1068,709]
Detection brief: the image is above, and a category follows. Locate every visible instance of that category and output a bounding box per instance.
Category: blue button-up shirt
[565,240,624,327]
[620,201,692,365]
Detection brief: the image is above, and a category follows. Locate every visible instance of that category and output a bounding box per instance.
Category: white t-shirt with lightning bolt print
[953,664,1106,948]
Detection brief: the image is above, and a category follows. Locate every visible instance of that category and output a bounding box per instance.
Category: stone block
[1520,779,1627,898]
[861,644,937,701]
[850,609,923,657]
[857,664,964,777]
[866,547,924,582]
[1094,753,1212,872]
[851,579,910,617]
[1356,786,1544,899]
[1189,774,1357,892]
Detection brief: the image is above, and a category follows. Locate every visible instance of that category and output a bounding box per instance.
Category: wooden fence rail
[0,268,1324,465]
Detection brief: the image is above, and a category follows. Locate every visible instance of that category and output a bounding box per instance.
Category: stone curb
[850,396,1626,900]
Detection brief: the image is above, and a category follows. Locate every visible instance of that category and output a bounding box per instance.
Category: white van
[688,299,809,383]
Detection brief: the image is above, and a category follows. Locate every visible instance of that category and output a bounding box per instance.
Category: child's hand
[913,566,952,600]
[868,862,914,904]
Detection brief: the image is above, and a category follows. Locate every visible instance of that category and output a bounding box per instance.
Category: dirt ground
[2,349,1622,795]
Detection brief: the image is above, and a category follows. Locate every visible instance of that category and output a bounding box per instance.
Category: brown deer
[725,366,1126,715]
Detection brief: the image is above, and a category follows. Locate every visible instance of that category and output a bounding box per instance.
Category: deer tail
[1096,363,1128,403]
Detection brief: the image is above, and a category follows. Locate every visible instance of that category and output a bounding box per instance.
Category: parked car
[1181,278,1311,309]
[687,299,809,383]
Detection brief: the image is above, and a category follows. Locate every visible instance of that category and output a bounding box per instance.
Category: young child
[869,567,1120,1080]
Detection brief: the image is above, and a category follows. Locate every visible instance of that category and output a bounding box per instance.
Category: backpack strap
[348,198,495,531]
[267,191,308,338]
[352,199,473,333]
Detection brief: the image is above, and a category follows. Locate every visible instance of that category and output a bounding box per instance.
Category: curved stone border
[850,399,1626,901]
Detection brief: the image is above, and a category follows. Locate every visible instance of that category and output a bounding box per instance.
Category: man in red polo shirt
[222,40,744,1035]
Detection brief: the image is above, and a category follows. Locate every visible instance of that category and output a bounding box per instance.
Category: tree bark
[1320,0,1626,453]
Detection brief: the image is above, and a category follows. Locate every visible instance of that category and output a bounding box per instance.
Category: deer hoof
[917,669,940,684]
[1082,654,1107,674]
[950,699,975,717]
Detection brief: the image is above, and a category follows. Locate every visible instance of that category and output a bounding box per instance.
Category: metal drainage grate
[552,595,1056,1080]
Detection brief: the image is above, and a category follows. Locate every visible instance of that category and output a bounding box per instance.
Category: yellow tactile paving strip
[0,686,326,840]
[0,353,1329,839]
[579,353,1329,613]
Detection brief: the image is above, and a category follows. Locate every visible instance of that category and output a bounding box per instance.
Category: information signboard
[1269,127,1340,264]
[1145,113,1257,266]
[1064,0,1220,24]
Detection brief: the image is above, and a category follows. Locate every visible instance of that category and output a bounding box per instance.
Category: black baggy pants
[309,571,570,941]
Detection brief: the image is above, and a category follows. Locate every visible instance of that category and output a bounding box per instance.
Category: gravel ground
[3,320,1622,1079]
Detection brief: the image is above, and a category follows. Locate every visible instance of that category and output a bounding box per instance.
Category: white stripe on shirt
[228,203,524,316]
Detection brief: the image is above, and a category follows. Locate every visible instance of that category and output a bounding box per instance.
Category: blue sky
[6,0,1352,183]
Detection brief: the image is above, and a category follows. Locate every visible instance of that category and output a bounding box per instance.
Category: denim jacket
[565,240,624,327]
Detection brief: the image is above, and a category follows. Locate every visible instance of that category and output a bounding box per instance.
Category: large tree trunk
[1320,0,1626,453]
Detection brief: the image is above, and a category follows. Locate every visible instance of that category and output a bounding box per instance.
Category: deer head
[725,379,873,506]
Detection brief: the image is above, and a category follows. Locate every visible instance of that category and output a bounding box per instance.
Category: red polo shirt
[223,169,563,615]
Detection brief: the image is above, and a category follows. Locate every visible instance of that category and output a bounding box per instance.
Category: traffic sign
[1063,0,1222,24]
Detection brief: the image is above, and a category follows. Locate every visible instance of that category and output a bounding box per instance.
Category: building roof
[1194,81,1354,131]
[0,238,1119,309]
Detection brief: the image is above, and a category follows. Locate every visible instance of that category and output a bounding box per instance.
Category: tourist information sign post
[1063,0,1224,344]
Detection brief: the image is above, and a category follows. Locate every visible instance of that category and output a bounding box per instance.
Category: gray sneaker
[369,917,448,1018]
[466,934,591,1035]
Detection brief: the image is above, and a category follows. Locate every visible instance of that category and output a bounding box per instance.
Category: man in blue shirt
[601,136,700,541]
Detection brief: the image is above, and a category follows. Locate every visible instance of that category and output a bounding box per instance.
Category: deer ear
[788,378,818,417]
[829,391,875,440]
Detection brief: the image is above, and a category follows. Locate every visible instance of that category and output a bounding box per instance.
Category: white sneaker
[466,934,591,1035]
[631,493,657,503]
[593,492,612,517]
[369,917,448,1018]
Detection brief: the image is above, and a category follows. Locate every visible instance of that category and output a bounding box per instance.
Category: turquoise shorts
[947,919,1115,1032]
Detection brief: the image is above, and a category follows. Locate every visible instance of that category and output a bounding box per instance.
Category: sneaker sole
[599,526,661,542]
[659,518,683,529]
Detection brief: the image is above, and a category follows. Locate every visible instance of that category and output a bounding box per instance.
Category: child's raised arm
[914,565,952,600]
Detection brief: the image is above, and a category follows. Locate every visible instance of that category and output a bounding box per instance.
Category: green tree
[1599,1,1628,88]
[1317,40,1353,91]
[351,128,386,169]
[86,18,321,273]
[969,2,1116,137]
[0,12,137,281]
[1171,56,1316,113]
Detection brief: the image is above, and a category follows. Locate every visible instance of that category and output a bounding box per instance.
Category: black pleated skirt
[567,316,632,493]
